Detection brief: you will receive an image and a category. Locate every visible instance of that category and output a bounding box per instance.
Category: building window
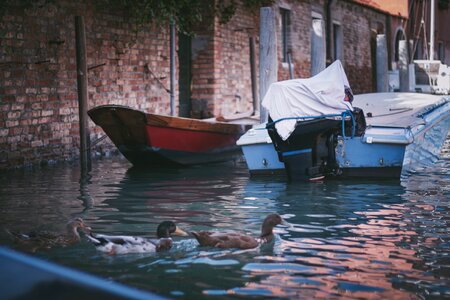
[333,23,342,61]
[311,13,325,75]
[413,38,423,60]
[280,8,291,63]
[438,41,445,63]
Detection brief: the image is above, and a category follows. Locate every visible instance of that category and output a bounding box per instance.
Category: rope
[267,110,356,139]
[267,111,346,126]
[341,110,355,138]
[90,134,108,148]
[76,134,109,152]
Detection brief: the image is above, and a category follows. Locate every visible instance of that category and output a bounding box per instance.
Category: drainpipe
[326,0,333,64]
[385,14,392,69]
[170,21,176,116]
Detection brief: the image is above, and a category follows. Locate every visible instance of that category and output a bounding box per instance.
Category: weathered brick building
[0,0,413,169]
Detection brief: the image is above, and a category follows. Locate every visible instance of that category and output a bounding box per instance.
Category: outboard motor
[266,117,342,181]
[266,107,366,181]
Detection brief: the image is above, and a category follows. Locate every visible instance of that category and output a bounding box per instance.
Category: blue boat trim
[282,148,312,157]
[416,98,449,118]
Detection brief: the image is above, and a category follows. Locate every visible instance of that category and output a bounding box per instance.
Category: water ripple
[0,156,449,299]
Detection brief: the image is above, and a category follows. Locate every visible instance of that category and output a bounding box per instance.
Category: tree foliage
[1,0,275,34]
[98,0,275,34]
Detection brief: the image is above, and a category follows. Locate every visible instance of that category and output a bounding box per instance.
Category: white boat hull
[237,124,284,174]
[238,93,450,179]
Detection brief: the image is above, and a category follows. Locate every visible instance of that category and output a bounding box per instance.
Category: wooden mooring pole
[75,16,91,173]
[249,36,258,116]
[399,40,409,92]
[259,7,277,123]
[376,34,388,92]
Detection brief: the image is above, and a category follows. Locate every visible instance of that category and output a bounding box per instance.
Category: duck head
[66,218,91,240]
[260,214,285,238]
[157,221,188,238]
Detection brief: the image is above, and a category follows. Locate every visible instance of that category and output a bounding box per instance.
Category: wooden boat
[88,105,258,166]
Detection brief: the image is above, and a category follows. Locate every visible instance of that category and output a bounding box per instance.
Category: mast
[429,0,435,61]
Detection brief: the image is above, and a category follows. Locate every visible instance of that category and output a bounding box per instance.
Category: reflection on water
[0,156,449,299]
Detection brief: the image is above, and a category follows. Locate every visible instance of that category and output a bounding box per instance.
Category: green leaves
[96,0,275,35]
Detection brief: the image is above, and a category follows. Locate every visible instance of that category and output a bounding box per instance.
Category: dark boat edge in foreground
[0,247,167,300]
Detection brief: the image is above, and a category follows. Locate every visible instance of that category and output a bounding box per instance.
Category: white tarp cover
[262,60,353,140]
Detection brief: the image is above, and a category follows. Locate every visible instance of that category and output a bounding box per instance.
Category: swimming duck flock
[86,213,285,254]
[7,214,285,255]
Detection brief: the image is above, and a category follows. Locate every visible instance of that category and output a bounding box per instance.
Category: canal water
[0,154,449,299]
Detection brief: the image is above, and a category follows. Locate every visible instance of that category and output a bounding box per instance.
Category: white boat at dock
[238,62,450,180]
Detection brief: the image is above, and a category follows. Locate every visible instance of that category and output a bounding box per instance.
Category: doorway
[178,33,191,117]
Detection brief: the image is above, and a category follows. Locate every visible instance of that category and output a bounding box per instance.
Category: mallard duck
[86,221,188,255]
[191,214,285,249]
[7,218,91,251]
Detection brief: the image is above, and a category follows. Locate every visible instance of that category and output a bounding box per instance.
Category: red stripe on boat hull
[146,125,238,152]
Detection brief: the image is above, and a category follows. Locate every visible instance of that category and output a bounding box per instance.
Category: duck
[86,221,188,255]
[191,214,285,249]
[7,217,91,252]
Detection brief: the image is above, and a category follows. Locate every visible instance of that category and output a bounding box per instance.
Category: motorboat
[238,61,450,180]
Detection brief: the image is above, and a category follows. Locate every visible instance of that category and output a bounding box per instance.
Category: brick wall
[188,5,261,119]
[213,7,259,117]
[277,0,313,80]
[436,3,450,65]
[332,1,388,93]
[1,1,172,169]
[270,0,388,93]
[190,15,216,119]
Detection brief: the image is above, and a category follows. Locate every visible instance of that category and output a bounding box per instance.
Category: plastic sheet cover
[262,60,353,140]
